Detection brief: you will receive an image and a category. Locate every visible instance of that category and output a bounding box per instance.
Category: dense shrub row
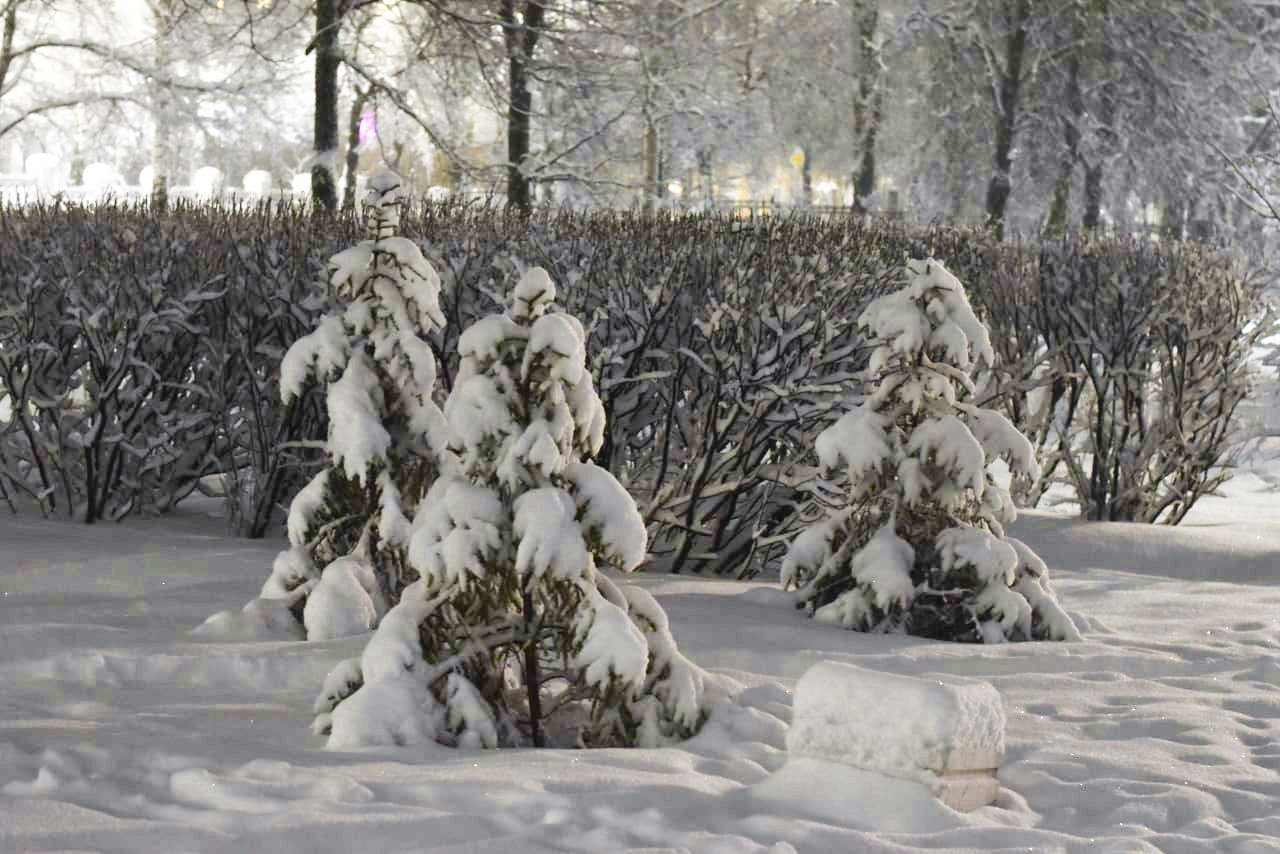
[0,201,1267,573]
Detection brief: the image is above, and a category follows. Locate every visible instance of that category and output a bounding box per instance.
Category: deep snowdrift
[2,445,1279,853]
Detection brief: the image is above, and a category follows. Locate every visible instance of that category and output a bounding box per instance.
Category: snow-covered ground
[2,447,1279,853]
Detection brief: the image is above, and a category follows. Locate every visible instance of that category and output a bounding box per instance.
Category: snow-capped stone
[786,660,1005,811]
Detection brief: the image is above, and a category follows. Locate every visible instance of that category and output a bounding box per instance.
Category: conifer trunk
[522,589,545,747]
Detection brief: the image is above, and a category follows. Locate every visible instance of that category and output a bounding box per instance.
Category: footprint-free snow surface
[3,446,1280,853]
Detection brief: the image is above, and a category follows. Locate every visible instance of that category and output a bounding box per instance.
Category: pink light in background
[358,112,377,145]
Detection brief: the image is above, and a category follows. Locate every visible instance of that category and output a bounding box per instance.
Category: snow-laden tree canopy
[314,266,707,750]
[224,168,450,642]
[782,259,1079,643]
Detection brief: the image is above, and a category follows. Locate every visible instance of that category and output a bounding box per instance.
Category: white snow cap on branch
[860,258,994,376]
[287,470,330,547]
[512,267,556,321]
[780,512,844,591]
[325,353,392,486]
[573,585,649,693]
[408,478,505,589]
[622,586,706,737]
[849,518,917,609]
[815,407,894,488]
[513,488,594,581]
[937,526,1017,586]
[280,314,349,405]
[564,461,648,572]
[260,545,317,598]
[303,546,389,641]
[523,313,587,386]
[960,404,1036,476]
[905,415,987,501]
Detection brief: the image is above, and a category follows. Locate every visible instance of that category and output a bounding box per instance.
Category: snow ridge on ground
[2,444,1280,852]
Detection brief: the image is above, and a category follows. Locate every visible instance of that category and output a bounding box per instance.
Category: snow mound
[325,672,441,750]
[190,594,307,642]
[751,757,966,833]
[303,552,388,641]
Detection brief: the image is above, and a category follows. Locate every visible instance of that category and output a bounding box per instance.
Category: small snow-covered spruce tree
[313,267,707,749]
[261,169,449,640]
[781,259,1079,643]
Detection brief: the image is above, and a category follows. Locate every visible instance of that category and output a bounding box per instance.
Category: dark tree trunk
[1082,163,1104,230]
[801,145,811,206]
[502,0,546,214]
[522,589,544,747]
[0,4,17,94]
[1163,196,1186,241]
[984,0,1031,240]
[697,147,713,202]
[312,0,340,212]
[643,119,658,209]
[150,0,175,213]
[1080,0,1112,231]
[1043,23,1082,237]
[851,1,881,207]
[342,87,371,212]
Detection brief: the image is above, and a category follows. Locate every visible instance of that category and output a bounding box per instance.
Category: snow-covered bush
[313,266,707,749]
[1028,239,1268,523]
[256,169,449,639]
[781,259,1079,643]
[0,247,223,522]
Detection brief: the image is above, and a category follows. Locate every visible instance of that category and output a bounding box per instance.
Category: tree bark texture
[151,0,176,212]
[1080,0,1112,231]
[643,119,658,209]
[851,1,881,207]
[984,0,1031,240]
[1043,20,1082,237]
[502,0,546,213]
[312,0,340,212]
[342,87,371,212]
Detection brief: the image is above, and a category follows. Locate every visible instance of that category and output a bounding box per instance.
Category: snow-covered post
[781,259,1079,643]
[313,267,707,750]
[255,168,448,640]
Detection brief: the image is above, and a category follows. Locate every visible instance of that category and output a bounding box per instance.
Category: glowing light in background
[358,111,377,146]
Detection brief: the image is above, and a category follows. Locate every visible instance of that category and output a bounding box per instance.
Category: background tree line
[1,0,1278,245]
